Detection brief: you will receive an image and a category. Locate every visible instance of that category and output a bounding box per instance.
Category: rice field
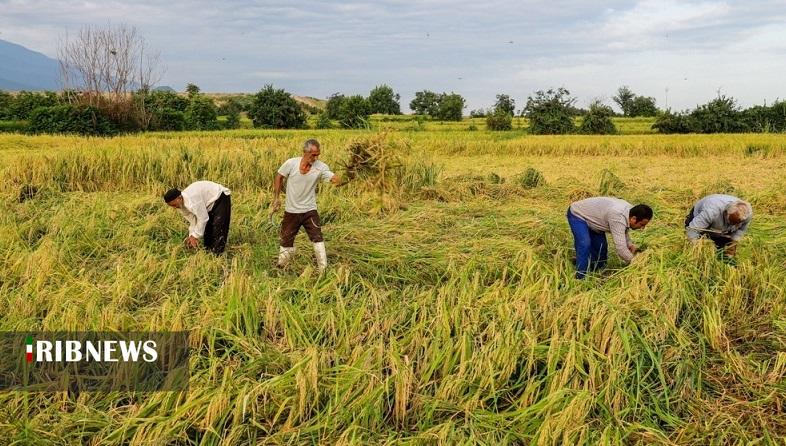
[1,129,786,445]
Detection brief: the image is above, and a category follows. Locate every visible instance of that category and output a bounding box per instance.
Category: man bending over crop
[685,194,752,259]
[163,180,231,254]
[271,139,343,273]
[567,197,653,279]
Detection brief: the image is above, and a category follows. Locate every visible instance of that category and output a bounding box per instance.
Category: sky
[2,0,786,112]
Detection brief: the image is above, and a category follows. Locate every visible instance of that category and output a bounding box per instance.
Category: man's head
[302,139,321,165]
[629,204,653,230]
[163,188,183,208]
[725,200,752,225]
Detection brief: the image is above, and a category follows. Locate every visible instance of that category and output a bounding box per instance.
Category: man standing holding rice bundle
[567,196,653,279]
[271,139,343,273]
[685,194,752,261]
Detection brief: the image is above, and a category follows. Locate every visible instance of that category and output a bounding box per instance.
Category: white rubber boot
[313,242,327,274]
[277,246,296,268]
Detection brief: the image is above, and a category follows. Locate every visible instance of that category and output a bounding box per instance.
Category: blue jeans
[567,208,608,279]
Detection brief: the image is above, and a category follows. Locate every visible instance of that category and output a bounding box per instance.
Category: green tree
[613,86,635,116]
[523,88,576,134]
[184,95,219,130]
[0,91,12,120]
[486,108,513,130]
[337,95,371,129]
[689,95,748,133]
[579,101,617,134]
[494,94,516,115]
[435,93,465,121]
[185,83,201,98]
[249,85,306,129]
[410,90,440,115]
[368,84,401,114]
[325,93,345,120]
[628,95,658,117]
[315,111,333,129]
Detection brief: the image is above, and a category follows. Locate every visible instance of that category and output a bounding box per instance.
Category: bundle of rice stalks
[516,168,545,189]
[599,169,626,195]
[340,133,405,192]
[339,133,410,214]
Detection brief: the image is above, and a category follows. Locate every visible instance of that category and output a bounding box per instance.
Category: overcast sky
[2,0,785,112]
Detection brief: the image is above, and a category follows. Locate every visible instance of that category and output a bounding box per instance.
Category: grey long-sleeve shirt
[686,194,751,242]
[569,197,634,263]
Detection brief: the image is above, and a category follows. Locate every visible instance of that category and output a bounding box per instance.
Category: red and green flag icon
[26,335,33,362]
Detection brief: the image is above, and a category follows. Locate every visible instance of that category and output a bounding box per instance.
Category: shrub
[579,101,617,134]
[435,93,465,121]
[337,95,371,129]
[28,104,119,136]
[368,85,401,115]
[0,90,12,120]
[469,108,487,118]
[486,109,513,131]
[652,110,694,134]
[494,94,516,115]
[152,108,186,131]
[689,95,748,133]
[325,93,345,120]
[410,90,440,115]
[523,88,576,134]
[8,91,61,120]
[0,120,29,133]
[315,112,333,129]
[184,95,219,130]
[249,85,306,129]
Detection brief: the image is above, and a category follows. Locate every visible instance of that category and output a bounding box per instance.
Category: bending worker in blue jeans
[567,197,653,279]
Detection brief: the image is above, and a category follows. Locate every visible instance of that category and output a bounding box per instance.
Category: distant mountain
[0,39,60,91]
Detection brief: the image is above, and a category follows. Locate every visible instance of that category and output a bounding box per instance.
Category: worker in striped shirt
[567,197,653,279]
[685,194,752,259]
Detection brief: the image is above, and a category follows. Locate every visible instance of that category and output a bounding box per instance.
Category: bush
[524,88,576,134]
[410,90,440,115]
[435,93,465,121]
[469,108,487,118]
[152,108,186,131]
[184,95,219,130]
[0,120,29,133]
[224,109,241,129]
[8,91,61,120]
[652,110,694,134]
[28,104,119,136]
[249,85,306,129]
[494,94,516,115]
[337,95,371,129]
[689,95,748,133]
[368,85,401,115]
[579,101,617,134]
[315,112,333,129]
[0,90,12,120]
[486,109,513,131]
[325,93,345,120]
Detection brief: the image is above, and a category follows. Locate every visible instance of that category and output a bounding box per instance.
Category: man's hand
[270,198,281,213]
[628,244,638,254]
[184,236,199,249]
[724,243,737,257]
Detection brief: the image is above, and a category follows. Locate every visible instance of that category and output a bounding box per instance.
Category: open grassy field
[1,130,786,444]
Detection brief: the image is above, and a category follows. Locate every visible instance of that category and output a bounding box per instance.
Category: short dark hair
[629,204,653,221]
[163,188,181,203]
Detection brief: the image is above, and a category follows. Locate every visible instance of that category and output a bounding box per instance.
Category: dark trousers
[280,210,323,247]
[567,208,608,279]
[684,207,731,249]
[204,193,231,254]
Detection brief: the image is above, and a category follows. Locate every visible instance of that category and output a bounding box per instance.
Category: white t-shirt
[277,157,335,213]
[179,180,231,238]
